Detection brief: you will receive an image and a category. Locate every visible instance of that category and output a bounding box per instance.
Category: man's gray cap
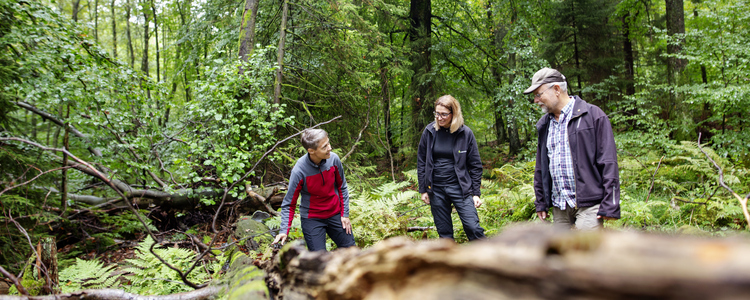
[523,68,567,94]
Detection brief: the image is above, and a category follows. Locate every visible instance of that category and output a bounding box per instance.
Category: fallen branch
[645,155,665,203]
[0,285,224,300]
[697,133,750,229]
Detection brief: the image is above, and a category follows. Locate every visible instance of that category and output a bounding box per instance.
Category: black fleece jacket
[417,122,483,198]
[534,96,621,218]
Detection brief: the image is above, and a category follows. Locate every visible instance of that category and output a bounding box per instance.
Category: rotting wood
[265,223,750,300]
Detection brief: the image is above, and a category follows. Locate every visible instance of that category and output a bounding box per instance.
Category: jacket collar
[426,121,465,134]
[536,95,589,129]
[305,153,326,168]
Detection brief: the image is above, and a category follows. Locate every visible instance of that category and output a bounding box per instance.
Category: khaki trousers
[552,204,603,230]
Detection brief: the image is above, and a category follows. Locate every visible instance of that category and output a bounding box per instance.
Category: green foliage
[59,258,119,292]
[123,236,213,295]
[349,174,421,247]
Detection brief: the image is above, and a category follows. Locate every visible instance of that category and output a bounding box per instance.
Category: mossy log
[266,224,750,300]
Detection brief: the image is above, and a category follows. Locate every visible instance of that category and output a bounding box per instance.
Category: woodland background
[1,0,749,296]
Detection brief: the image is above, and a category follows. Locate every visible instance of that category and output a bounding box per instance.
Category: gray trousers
[552,204,603,230]
[430,184,485,241]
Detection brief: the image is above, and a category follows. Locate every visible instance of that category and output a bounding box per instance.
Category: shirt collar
[550,97,575,122]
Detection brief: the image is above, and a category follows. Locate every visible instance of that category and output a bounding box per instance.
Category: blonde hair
[432,95,464,133]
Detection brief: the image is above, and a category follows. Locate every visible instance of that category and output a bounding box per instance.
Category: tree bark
[267,224,750,300]
[126,0,135,68]
[274,0,288,105]
[665,0,687,82]
[408,0,433,139]
[238,0,260,64]
[622,13,635,96]
[141,0,150,77]
[94,0,99,43]
[111,0,117,59]
[38,237,58,294]
[486,2,507,147]
[71,0,81,22]
[151,0,160,83]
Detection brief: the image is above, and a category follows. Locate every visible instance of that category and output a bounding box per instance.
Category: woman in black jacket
[417,95,485,241]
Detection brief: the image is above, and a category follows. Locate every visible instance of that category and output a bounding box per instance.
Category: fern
[122,236,213,295]
[59,258,119,292]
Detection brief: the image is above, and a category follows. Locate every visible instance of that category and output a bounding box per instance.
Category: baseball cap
[523,68,567,94]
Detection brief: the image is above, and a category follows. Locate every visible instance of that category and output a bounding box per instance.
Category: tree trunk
[126,0,135,68]
[267,224,750,300]
[71,0,81,22]
[486,2,507,147]
[151,0,160,83]
[380,65,393,147]
[274,0,288,105]
[506,51,521,155]
[408,0,433,139]
[238,0,260,64]
[39,237,58,294]
[111,0,117,59]
[571,0,581,93]
[94,0,99,43]
[141,0,150,77]
[622,13,635,96]
[665,0,686,82]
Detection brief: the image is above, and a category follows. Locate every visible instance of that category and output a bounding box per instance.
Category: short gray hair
[301,129,328,150]
[549,81,568,93]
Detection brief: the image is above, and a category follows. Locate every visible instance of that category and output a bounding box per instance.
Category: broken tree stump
[266,224,750,300]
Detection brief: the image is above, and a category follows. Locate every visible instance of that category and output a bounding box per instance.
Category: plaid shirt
[547,97,576,210]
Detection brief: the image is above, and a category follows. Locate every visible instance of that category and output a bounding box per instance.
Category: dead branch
[697,133,750,228]
[0,265,27,296]
[0,285,224,300]
[645,155,665,202]
[0,165,75,197]
[13,101,102,157]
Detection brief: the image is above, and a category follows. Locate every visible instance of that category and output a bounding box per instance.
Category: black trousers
[300,215,356,251]
[430,183,485,241]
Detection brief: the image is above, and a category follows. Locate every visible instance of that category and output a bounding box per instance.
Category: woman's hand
[421,193,430,204]
[473,195,482,208]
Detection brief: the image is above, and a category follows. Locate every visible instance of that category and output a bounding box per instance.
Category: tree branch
[697,133,750,229]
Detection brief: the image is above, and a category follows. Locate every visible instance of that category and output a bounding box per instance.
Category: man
[524,68,620,230]
[271,128,356,251]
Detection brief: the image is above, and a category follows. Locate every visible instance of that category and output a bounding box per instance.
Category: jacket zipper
[568,113,583,209]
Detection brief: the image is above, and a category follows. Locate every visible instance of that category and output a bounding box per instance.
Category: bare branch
[645,155,665,203]
[0,265,28,296]
[697,133,750,229]
[0,165,75,197]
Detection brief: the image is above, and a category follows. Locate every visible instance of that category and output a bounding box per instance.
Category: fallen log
[267,223,750,300]
[0,285,224,300]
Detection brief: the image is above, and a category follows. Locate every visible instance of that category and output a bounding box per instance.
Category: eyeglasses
[434,111,452,119]
[534,85,555,99]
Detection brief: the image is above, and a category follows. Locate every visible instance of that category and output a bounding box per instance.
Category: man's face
[308,137,332,161]
[533,84,557,114]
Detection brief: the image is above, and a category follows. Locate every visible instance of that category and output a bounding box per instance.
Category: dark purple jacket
[534,96,621,218]
[418,122,483,198]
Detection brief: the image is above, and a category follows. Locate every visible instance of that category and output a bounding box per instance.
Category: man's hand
[272,233,288,245]
[341,217,352,235]
[537,211,548,220]
[421,193,430,205]
[473,196,482,208]
[597,215,617,221]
